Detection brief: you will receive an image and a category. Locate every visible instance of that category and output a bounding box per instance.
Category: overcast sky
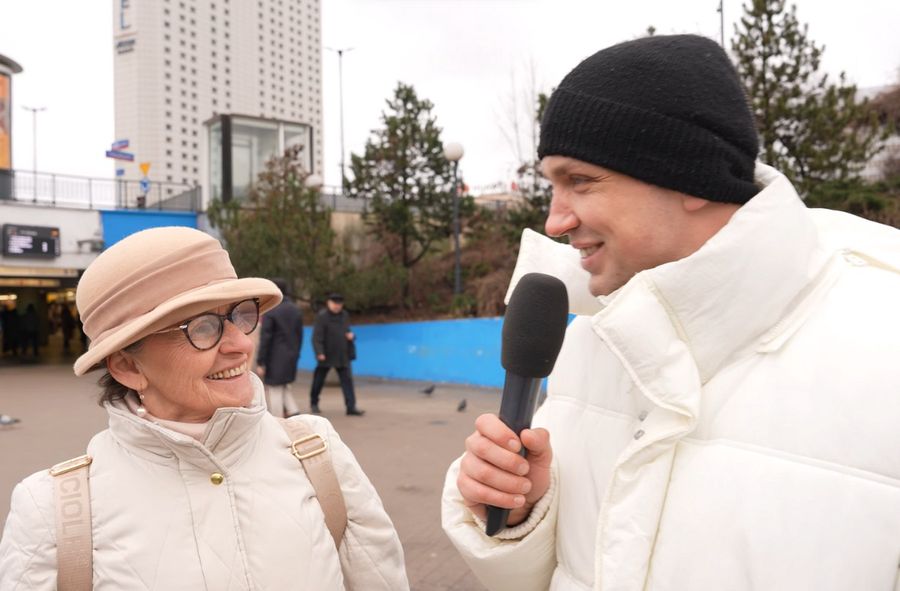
[1,0,898,193]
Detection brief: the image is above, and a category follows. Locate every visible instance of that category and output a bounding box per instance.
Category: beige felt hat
[73,226,282,376]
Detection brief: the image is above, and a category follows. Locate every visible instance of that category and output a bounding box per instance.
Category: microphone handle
[485,373,542,536]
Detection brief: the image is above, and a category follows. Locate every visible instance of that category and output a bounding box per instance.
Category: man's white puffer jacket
[443,164,900,591]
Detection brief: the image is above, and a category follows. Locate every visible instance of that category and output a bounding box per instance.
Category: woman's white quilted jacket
[0,375,409,590]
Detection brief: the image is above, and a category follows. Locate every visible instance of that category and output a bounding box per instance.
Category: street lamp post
[22,105,46,202]
[443,142,464,296]
[304,173,324,190]
[326,47,354,193]
[717,0,724,47]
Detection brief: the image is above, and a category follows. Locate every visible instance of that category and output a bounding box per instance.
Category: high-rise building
[112,0,323,207]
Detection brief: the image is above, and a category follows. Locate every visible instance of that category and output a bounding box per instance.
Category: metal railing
[318,187,367,213]
[0,169,201,212]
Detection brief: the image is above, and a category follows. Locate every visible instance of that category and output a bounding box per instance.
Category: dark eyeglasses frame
[154,298,260,351]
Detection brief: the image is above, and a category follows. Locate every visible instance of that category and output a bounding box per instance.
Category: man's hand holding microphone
[458,414,553,527]
[456,273,568,535]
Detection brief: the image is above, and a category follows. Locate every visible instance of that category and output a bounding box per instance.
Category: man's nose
[545,190,578,238]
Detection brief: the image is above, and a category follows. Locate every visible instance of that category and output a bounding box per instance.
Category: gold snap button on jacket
[210,472,224,485]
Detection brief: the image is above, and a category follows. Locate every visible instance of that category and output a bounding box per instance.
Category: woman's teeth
[207,362,247,380]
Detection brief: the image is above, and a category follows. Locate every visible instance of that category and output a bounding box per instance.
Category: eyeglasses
[155,298,260,350]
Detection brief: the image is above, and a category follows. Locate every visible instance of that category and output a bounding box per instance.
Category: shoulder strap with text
[50,454,93,591]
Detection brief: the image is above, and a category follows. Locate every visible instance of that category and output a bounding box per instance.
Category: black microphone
[485,272,568,536]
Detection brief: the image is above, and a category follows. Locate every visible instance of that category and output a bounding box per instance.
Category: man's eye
[570,176,591,186]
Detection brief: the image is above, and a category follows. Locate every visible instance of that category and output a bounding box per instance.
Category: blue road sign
[115,168,125,177]
[111,139,130,150]
[106,150,135,162]
[139,178,151,194]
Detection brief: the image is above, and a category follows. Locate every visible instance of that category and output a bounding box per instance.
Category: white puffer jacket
[443,165,900,591]
[0,374,409,590]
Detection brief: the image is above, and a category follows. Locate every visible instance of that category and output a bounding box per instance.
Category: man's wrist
[506,503,536,527]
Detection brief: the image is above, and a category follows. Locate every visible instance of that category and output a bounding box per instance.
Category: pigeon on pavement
[420,384,436,395]
[0,414,21,427]
[456,399,467,412]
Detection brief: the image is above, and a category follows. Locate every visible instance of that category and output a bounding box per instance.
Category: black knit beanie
[538,34,759,204]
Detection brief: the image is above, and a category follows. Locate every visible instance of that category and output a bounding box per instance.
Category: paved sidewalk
[0,363,497,590]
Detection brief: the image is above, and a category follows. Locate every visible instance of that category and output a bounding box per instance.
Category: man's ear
[107,351,146,392]
[681,194,712,212]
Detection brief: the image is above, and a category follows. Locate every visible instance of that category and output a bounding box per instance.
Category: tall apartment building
[113,0,323,206]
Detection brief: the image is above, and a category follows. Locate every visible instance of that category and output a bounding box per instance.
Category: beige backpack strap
[50,454,93,591]
[277,418,347,548]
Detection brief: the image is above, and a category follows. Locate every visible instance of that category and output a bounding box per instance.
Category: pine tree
[347,83,474,289]
[207,144,338,301]
[732,0,885,196]
[505,91,553,248]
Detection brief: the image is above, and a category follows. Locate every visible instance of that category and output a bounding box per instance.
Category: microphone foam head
[501,273,569,378]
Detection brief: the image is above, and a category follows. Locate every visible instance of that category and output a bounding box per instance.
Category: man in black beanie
[444,34,900,590]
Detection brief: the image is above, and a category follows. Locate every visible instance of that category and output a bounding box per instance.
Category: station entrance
[0,272,83,367]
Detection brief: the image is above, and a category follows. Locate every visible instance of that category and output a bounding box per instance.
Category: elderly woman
[0,227,409,590]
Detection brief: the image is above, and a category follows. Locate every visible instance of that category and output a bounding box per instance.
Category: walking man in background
[256,278,303,418]
[309,293,363,416]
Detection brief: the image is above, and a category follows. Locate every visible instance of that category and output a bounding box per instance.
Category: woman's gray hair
[96,339,143,406]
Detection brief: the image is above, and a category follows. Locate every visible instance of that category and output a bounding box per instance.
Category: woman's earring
[136,390,148,418]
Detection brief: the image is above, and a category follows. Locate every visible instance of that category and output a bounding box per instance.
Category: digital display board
[2,224,61,258]
[0,74,10,170]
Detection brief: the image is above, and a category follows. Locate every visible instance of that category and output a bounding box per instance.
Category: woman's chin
[205,372,255,408]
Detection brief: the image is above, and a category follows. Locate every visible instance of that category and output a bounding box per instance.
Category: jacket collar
[511,164,831,388]
[622,164,829,382]
[104,373,268,470]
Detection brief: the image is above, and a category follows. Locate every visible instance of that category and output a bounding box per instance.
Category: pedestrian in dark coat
[21,304,39,357]
[1,304,20,356]
[309,293,363,416]
[256,279,304,417]
[60,304,75,353]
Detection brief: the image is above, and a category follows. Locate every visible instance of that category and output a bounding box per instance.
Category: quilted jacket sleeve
[309,417,410,591]
[440,454,560,591]
[0,473,59,590]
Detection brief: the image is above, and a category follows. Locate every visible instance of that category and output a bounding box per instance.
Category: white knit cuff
[470,468,557,541]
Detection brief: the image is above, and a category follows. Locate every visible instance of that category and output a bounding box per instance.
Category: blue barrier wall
[298,317,505,388]
[100,210,198,248]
